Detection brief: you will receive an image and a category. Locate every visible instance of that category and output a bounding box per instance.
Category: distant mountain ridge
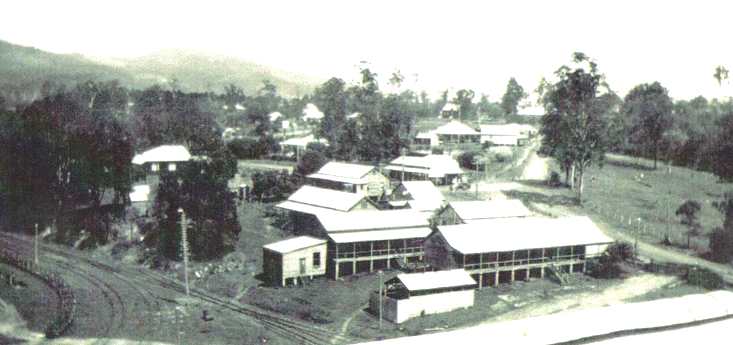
[0,39,319,106]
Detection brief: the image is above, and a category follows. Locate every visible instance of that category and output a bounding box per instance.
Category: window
[168,163,177,171]
[312,252,321,268]
[299,258,306,274]
[151,163,159,172]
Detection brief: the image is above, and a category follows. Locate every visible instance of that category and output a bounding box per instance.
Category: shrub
[547,171,562,187]
[457,151,482,170]
[687,267,724,290]
[589,242,634,279]
[709,227,733,263]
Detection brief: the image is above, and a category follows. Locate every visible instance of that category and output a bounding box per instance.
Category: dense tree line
[0,80,243,262]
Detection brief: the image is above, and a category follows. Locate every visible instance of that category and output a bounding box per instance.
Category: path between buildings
[333,303,368,344]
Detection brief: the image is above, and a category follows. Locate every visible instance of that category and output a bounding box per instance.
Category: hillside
[0,40,318,106]
[114,50,318,97]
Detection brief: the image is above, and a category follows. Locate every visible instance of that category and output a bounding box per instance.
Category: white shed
[262,236,328,287]
[370,269,476,323]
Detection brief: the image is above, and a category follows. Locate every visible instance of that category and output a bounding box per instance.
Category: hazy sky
[2,0,732,101]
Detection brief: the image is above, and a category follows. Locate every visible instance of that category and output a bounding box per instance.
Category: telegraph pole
[378,270,383,329]
[34,223,39,266]
[178,208,190,297]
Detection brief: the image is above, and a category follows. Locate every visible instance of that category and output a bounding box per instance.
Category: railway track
[0,232,357,345]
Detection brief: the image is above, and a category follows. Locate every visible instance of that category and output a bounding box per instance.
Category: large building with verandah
[425,216,614,288]
[369,269,476,323]
[317,210,432,279]
[433,120,481,146]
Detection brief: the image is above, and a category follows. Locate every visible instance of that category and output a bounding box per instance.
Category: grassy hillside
[580,154,731,252]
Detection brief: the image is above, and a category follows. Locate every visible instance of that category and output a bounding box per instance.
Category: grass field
[580,154,732,253]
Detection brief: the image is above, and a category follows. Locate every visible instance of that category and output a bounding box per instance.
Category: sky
[1,0,732,101]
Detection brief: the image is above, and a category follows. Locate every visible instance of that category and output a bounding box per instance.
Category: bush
[589,242,634,279]
[457,151,482,170]
[547,171,562,187]
[687,267,724,290]
[709,227,733,263]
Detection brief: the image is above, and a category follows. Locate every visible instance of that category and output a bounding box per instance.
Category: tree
[714,65,730,86]
[539,52,612,203]
[501,78,527,116]
[710,193,733,262]
[313,78,347,158]
[296,150,327,176]
[676,200,702,248]
[622,82,673,169]
[453,89,475,121]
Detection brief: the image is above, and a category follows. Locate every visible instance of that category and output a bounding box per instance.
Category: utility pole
[179,208,190,297]
[473,158,480,199]
[34,223,39,267]
[378,270,383,329]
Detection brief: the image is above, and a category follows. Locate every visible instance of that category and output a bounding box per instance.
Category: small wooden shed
[262,236,328,287]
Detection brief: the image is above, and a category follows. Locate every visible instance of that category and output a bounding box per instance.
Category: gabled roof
[269,111,283,122]
[279,185,365,212]
[434,120,480,136]
[437,216,614,254]
[448,200,533,221]
[328,227,432,243]
[303,103,324,120]
[441,103,460,112]
[384,155,464,178]
[480,124,525,137]
[398,181,445,212]
[308,162,377,184]
[263,236,326,254]
[318,209,429,232]
[395,269,476,291]
[132,145,191,165]
[280,135,328,148]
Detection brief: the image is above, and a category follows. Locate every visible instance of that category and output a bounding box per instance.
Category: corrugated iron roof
[303,103,324,120]
[284,185,365,212]
[449,200,533,221]
[437,216,614,254]
[328,227,432,243]
[307,162,377,184]
[385,155,464,178]
[318,209,429,232]
[434,120,480,136]
[281,135,328,148]
[399,181,445,211]
[263,236,326,254]
[396,269,476,291]
[129,185,150,203]
[132,145,191,165]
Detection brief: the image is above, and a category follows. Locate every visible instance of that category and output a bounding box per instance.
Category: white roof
[282,185,365,212]
[269,111,283,122]
[437,216,614,254]
[480,124,525,137]
[302,103,324,120]
[318,209,429,232]
[308,162,376,184]
[347,112,361,119]
[398,181,445,211]
[275,201,341,216]
[448,200,533,221]
[396,269,476,291]
[415,130,438,140]
[384,155,464,178]
[280,135,328,148]
[434,120,480,136]
[129,185,150,203]
[263,236,326,254]
[328,227,432,243]
[441,103,459,112]
[132,145,191,165]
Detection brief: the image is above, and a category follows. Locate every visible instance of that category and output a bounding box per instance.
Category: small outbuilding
[369,269,476,323]
[262,236,328,287]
